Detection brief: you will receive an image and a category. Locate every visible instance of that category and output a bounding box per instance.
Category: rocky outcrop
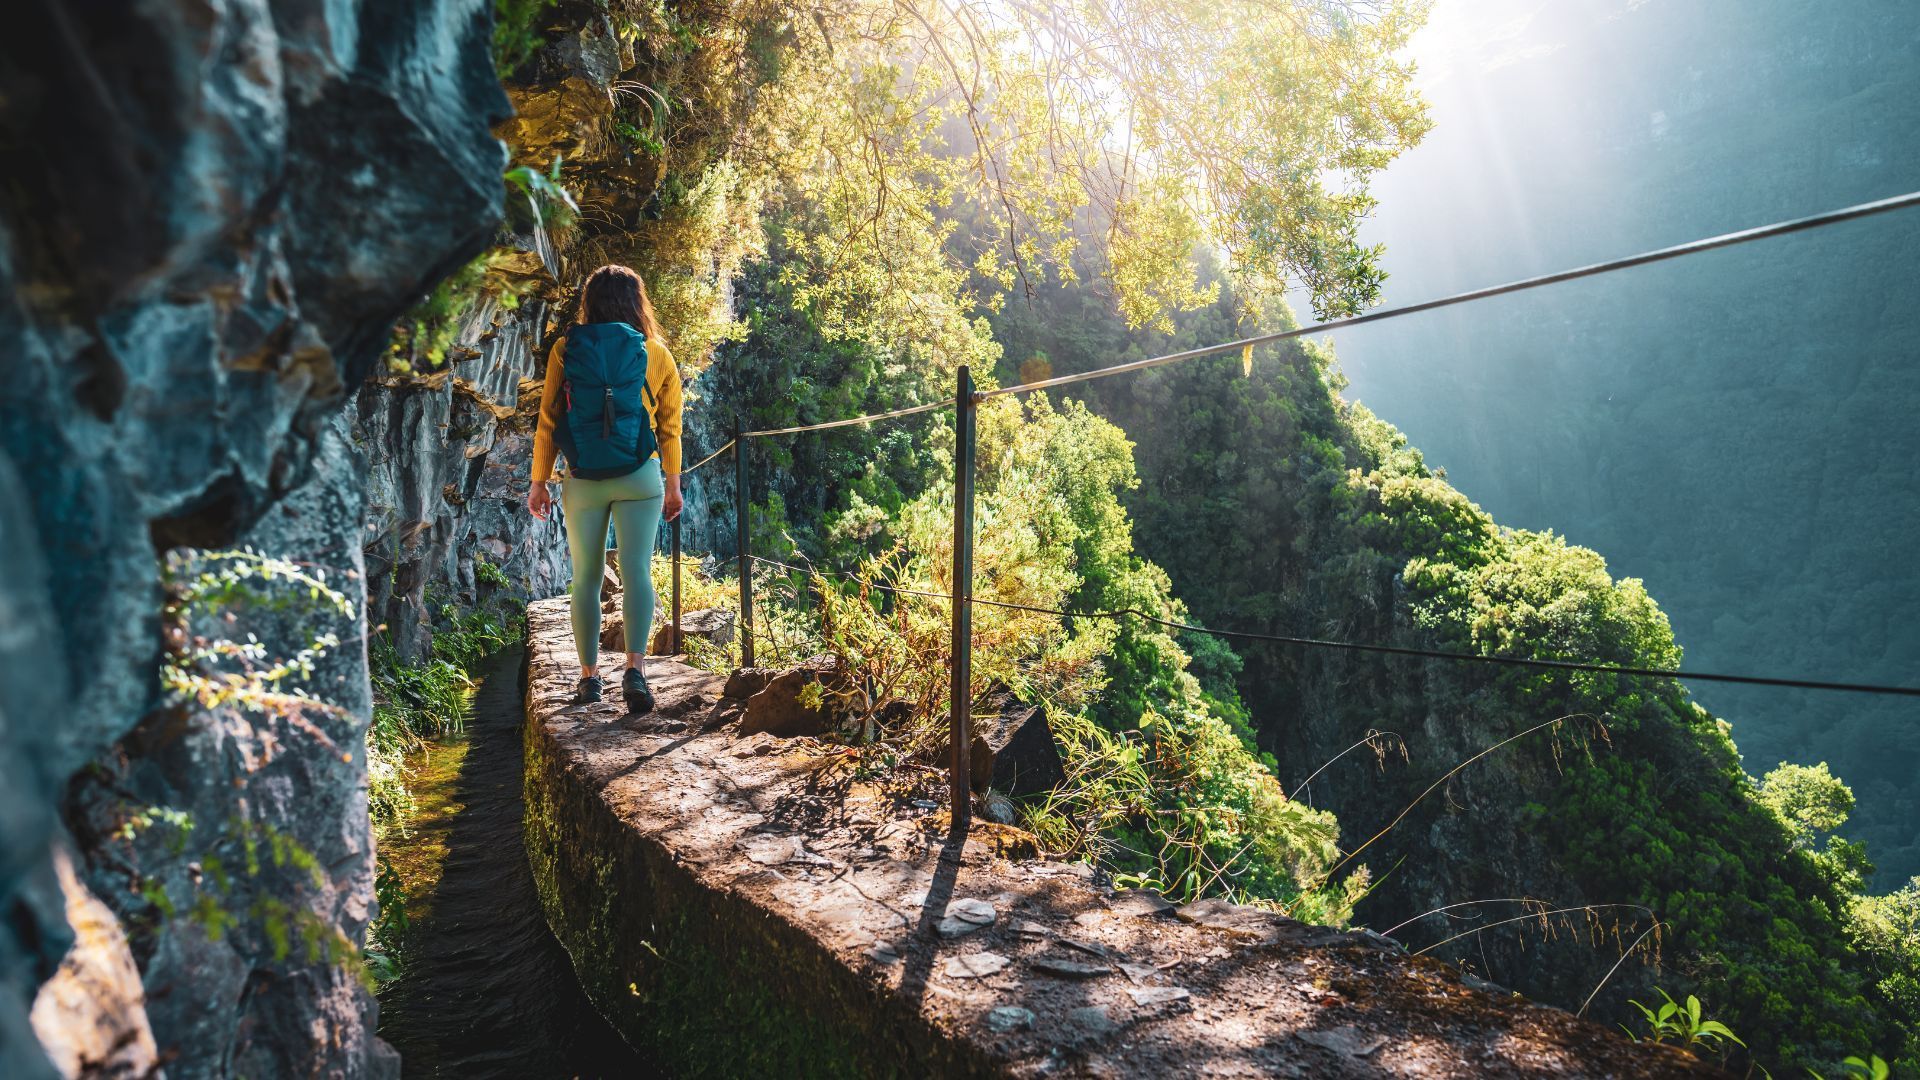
[968,693,1065,799]
[649,606,736,655]
[341,0,766,664]
[520,598,1721,1077]
[59,421,401,1079]
[358,295,568,662]
[696,653,1064,795]
[0,1,506,1075]
[738,653,848,737]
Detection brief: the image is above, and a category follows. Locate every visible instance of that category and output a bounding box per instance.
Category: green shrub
[977,287,1920,1073]
[690,397,1368,922]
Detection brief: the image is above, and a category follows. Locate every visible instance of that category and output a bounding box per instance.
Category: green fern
[1627,988,1745,1056]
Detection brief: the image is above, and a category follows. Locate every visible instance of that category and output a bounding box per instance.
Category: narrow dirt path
[377,643,647,1079]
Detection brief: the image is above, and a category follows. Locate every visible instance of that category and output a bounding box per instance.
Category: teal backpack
[553,322,656,480]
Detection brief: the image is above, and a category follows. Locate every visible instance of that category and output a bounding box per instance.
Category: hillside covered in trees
[612,2,1916,1069]
[3,0,1914,1077]
[1327,0,1920,888]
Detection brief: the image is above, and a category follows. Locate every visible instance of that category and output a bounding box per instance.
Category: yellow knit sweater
[530,330,684,482]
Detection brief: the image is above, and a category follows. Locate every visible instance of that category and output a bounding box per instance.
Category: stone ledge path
[522,597,1720,1078]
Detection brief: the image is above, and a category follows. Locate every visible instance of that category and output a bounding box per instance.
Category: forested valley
[3,0,1914,1077]
[1329,0,1920,890]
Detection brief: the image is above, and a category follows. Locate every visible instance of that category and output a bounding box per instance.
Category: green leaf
[1694,1020,1742,1047]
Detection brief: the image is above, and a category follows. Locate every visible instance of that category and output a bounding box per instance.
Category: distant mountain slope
[1329,0,1920,882]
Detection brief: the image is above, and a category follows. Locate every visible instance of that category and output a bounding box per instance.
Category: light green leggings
[561,459,662,670]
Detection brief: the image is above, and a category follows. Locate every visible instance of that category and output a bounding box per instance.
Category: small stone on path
[937,897,997,937]
[1068,1005,1119,1037]
[1126,986,1191,1007]
[1031,957,1107,979]
[944,952,1010,979]
[812,900,905,931]
[1175,898,1283,944]
[1109,889,1176,917]
[1057,936,1111,958]
[1298,1026,1386,1058]
[986,1005,1035,1032]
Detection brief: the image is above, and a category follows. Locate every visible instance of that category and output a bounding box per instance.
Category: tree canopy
[491,0,1429,386]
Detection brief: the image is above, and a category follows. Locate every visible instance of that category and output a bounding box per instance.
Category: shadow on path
[896,829,967,1008]
[378,643,648,1079]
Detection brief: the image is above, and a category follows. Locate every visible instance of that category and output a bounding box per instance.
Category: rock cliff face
[356,293,569,663]
[344,0,755,659]
[0,2,506,1075]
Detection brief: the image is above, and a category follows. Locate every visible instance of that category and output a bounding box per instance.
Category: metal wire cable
[681,439,736,474]
[744,553,954,603]
[737,553,1920,698]
[742,399,951,438]
[979,188,1920,399]
[704,191,1920,697]
[697,190,1920,439]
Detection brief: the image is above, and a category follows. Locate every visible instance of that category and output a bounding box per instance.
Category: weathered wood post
[735,423,754,668]
[949,365,978,833]
[670,517,682,654]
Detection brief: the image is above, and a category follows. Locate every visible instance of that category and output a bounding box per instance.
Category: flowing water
[377,644,647,1078]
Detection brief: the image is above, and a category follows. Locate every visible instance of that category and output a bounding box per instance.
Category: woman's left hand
[663,473,683,521]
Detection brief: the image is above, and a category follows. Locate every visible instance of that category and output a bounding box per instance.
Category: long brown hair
[579,264,663,339]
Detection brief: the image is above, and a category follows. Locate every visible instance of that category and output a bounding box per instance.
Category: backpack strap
[637,336,657,462]
[639,336,657,411]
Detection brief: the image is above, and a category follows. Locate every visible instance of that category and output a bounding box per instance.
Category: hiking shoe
[575,675,603,704]
[623,666,654,715]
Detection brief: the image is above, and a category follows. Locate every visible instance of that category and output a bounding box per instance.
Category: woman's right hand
[662,472,683,522]
[528,481,553,521]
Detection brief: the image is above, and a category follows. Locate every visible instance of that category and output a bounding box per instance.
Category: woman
[527,265,684,711]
